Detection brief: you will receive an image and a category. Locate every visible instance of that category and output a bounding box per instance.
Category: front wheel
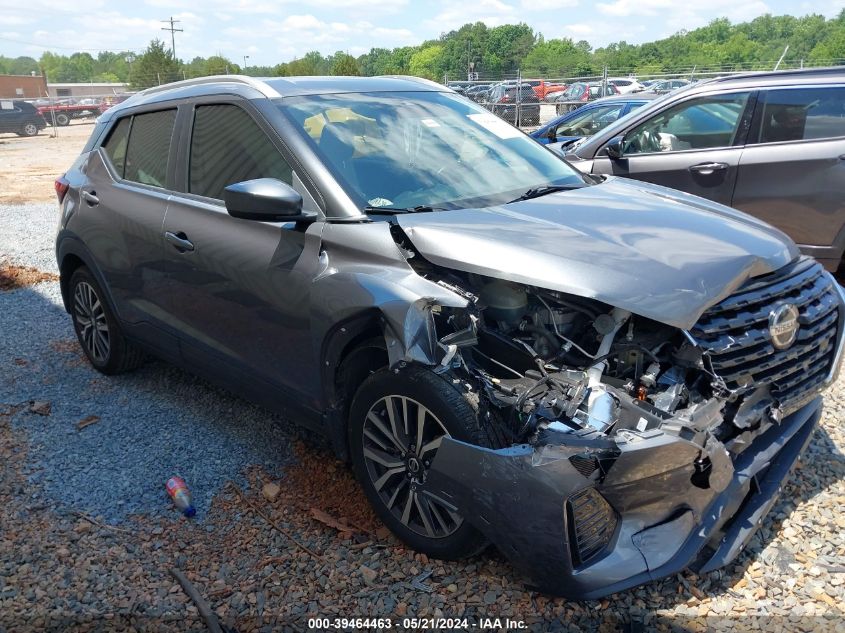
[349,366,489,559]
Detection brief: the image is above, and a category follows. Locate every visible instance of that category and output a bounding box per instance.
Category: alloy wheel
[23,124,37,136]
[362,395,463,539]
[73,281,110,363]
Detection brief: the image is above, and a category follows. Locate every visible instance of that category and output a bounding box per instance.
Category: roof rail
[137,75,281,98]
[377,74,450,90]
[707,66,844,84]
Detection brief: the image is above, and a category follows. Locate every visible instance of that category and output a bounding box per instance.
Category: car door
[0,100,16,132]
[590,90,754,206]
[160,100,324,397]
[732,84,845,269]
[78,108,176,334]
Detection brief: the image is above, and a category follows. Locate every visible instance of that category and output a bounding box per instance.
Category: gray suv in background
[55,75,844,599]
[565,68,845,271]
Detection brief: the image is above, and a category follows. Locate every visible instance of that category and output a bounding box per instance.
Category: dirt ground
[0,122,92,205]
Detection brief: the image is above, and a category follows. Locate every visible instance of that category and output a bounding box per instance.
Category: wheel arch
[319,310,390,461]
[57,236,118,318]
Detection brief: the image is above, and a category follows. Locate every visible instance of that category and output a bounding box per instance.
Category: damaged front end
[395,246,844,598]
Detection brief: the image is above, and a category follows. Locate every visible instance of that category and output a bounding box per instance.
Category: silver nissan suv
[55,75,845,599]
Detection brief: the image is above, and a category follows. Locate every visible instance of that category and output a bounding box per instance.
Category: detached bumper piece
[426,397,821,599]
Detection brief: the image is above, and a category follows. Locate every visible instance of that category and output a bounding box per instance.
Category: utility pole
[243,55,249,73]
[161,16,183,61]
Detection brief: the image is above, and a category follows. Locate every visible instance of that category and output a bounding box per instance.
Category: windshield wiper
[363,205,446,215]
[508,184,585,203]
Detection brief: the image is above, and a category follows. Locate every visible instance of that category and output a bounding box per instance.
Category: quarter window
[623,92,750,154]
[102,117,131,177]
[124,109,176,188]
[189,104,292,200]
[756,87,845,143]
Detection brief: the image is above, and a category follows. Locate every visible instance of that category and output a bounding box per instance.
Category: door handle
[689,162,729,175]
[164,231,194,252]
[81,190,99,206]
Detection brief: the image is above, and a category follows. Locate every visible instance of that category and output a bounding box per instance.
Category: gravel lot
[1,201,844,631]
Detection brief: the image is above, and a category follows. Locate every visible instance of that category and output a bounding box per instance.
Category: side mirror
[604,135,624,160]
[546,127,557,142]
[224,178,317,224]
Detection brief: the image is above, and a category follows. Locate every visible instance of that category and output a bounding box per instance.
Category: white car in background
[607,77,646,94]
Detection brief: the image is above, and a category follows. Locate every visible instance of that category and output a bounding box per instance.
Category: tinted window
[555,104,625,136]
[189,104,292,200]
[124,110,175,188]
[757,87,845,143]
[102,117,131,177]
[623,92,749,154]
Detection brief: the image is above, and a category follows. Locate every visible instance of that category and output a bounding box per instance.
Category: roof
[105,74,451,118]
[693,66,845,90]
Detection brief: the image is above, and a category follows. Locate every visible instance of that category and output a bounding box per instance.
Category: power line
[161,17,183,61]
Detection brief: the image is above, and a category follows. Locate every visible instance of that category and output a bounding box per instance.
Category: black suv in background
[565,67,845,271]
[0,100,47,137]
[486,82,540,125]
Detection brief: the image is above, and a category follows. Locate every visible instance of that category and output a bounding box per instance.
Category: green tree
[408,45,445,80]
[132,39,181,88]
[331,52,360,76]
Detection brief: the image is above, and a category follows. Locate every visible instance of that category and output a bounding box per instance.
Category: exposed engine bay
[417,265,732,454]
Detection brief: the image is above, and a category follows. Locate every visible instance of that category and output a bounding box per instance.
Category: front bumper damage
[425,396,822,600]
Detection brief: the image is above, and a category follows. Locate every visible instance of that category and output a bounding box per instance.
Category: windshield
[279,91,586,211]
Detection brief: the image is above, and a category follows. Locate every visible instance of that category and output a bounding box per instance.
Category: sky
[0,0,843,66]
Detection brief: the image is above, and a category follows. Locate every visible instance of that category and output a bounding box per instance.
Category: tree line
[1,11,844,90]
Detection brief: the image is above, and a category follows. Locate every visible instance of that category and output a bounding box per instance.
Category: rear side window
[757,87,845,143]
[102,117,131,177]
[124,109,176,188]
[189,104,292,200]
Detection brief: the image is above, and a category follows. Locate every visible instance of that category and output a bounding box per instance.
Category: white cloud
[520,0,578,9]
[425,0,517,32]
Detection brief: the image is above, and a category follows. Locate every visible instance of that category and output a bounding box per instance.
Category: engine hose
[515,324,560,358]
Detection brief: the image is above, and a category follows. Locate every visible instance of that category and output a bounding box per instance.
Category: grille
[691,257,841,409]
[566,488,617,566]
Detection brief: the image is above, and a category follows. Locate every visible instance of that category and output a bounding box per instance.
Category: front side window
[756,86,845,143]
[189,104,292,200]
[102,116,130,177]
[555,104,625,137]
[623,92,750,154]
[280,91,586,211]
[124,109,176,188]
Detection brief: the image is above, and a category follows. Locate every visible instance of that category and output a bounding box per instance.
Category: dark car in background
[651,79,692,94]
[548,82,620,114]
[0,99,47,137]
[565,67,845,271]
[464,84,491,103]
[55,74,844,600]
[530,94,657,146]
[486,82,540,125]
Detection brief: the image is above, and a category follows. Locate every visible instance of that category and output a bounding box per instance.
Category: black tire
[55,113,71,127]
[20,122,38,137]
[349,365,489,560]
[68,266,145,375]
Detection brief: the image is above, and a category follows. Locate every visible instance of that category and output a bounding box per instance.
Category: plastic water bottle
[165,476,196,517]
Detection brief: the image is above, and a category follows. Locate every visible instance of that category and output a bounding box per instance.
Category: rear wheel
[55,113,71,127]
[20,123,38,137]
[349,366,489,559]
[69,266,145,375]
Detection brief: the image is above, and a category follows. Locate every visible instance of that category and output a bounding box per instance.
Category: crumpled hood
[397,177,798,329]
